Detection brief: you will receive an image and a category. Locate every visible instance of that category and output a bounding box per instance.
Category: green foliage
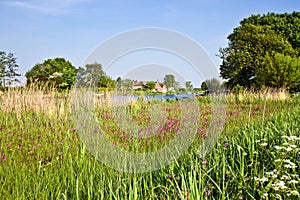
[119,79,134,94]
[0,51,21,86]
[240,12,300,51]
[76,62,104,87]
[164,74,176,91]
[201,81,208,91]
[203,78,223,91]
[98,75,116,89]
[219,12,300,89]
[185,81,193,92]
[258,53,300,89]
[25,58,77,90]
[146,81,156,91]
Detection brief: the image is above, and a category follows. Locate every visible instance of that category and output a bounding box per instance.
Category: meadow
[0,87,299,199]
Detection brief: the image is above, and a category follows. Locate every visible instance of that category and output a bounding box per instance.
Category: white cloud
[2,0,91,15]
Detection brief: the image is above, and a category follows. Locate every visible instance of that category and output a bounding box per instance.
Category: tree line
[1,12,299,92]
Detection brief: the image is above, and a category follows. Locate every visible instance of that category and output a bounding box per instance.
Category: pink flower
[204,187,211,197]
[29,150,33,155]
[174,126,179,132]
[224,142,229,147]
[198,128,207,136]
[2,156,7,162]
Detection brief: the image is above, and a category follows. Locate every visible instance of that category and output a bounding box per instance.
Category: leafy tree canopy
[98,75,116,89]
[76,62,104,87]
[185,81,193,92]
[146,81,156,91]
[240,12,300,51]
[219,12,300,90]
[164,74,176,91]
[25,58,77,90]
[202,78,223,91]
[201,81,208,91]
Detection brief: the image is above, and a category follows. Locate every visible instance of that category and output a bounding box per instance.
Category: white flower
[254,177,268,183]
[282,135,299,141]
[285,147,293,152]
[275,194,282,199]
[283,160,297,168]
[272,181,287,190]
[283,159,292,164]
[260,142,268,147]
[276,181,285,188]
[284,164,297,169]
[290,136,299,141]
[274,146,284,150]
[260,177,268,182]
[265,171,273,175]
[280,175,290,180]
[288,144,297,149]
[262,193,268,198]
[288,180,298,184]
[290,190,299,196]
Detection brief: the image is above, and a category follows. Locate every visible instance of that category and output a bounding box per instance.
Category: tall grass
[0,86,299,199]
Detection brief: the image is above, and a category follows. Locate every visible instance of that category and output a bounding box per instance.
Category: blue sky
[1,0,299,86]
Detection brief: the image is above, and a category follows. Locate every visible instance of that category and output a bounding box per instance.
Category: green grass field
[0,88,299,199]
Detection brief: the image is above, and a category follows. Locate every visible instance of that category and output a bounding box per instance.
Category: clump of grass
[226,88,290,105]
[0,84,71,119]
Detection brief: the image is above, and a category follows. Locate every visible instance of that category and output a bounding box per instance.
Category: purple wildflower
[224,142,229,147]
[204,187,211,197]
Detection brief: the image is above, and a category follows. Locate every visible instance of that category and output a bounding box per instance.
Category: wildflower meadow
[0,87,299,199]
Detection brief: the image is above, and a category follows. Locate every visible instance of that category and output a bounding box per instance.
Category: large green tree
[201,78,223,91]
[185,81,193,92]
[25,58,77,89]
[164,74,176,91]
[219,12,300,89]
[0,51,21,86]
[76,62,104,87]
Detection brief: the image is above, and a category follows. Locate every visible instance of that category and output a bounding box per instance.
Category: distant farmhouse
[133,81,167,93]
[154,82,167,93]
[133,81,147,90]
